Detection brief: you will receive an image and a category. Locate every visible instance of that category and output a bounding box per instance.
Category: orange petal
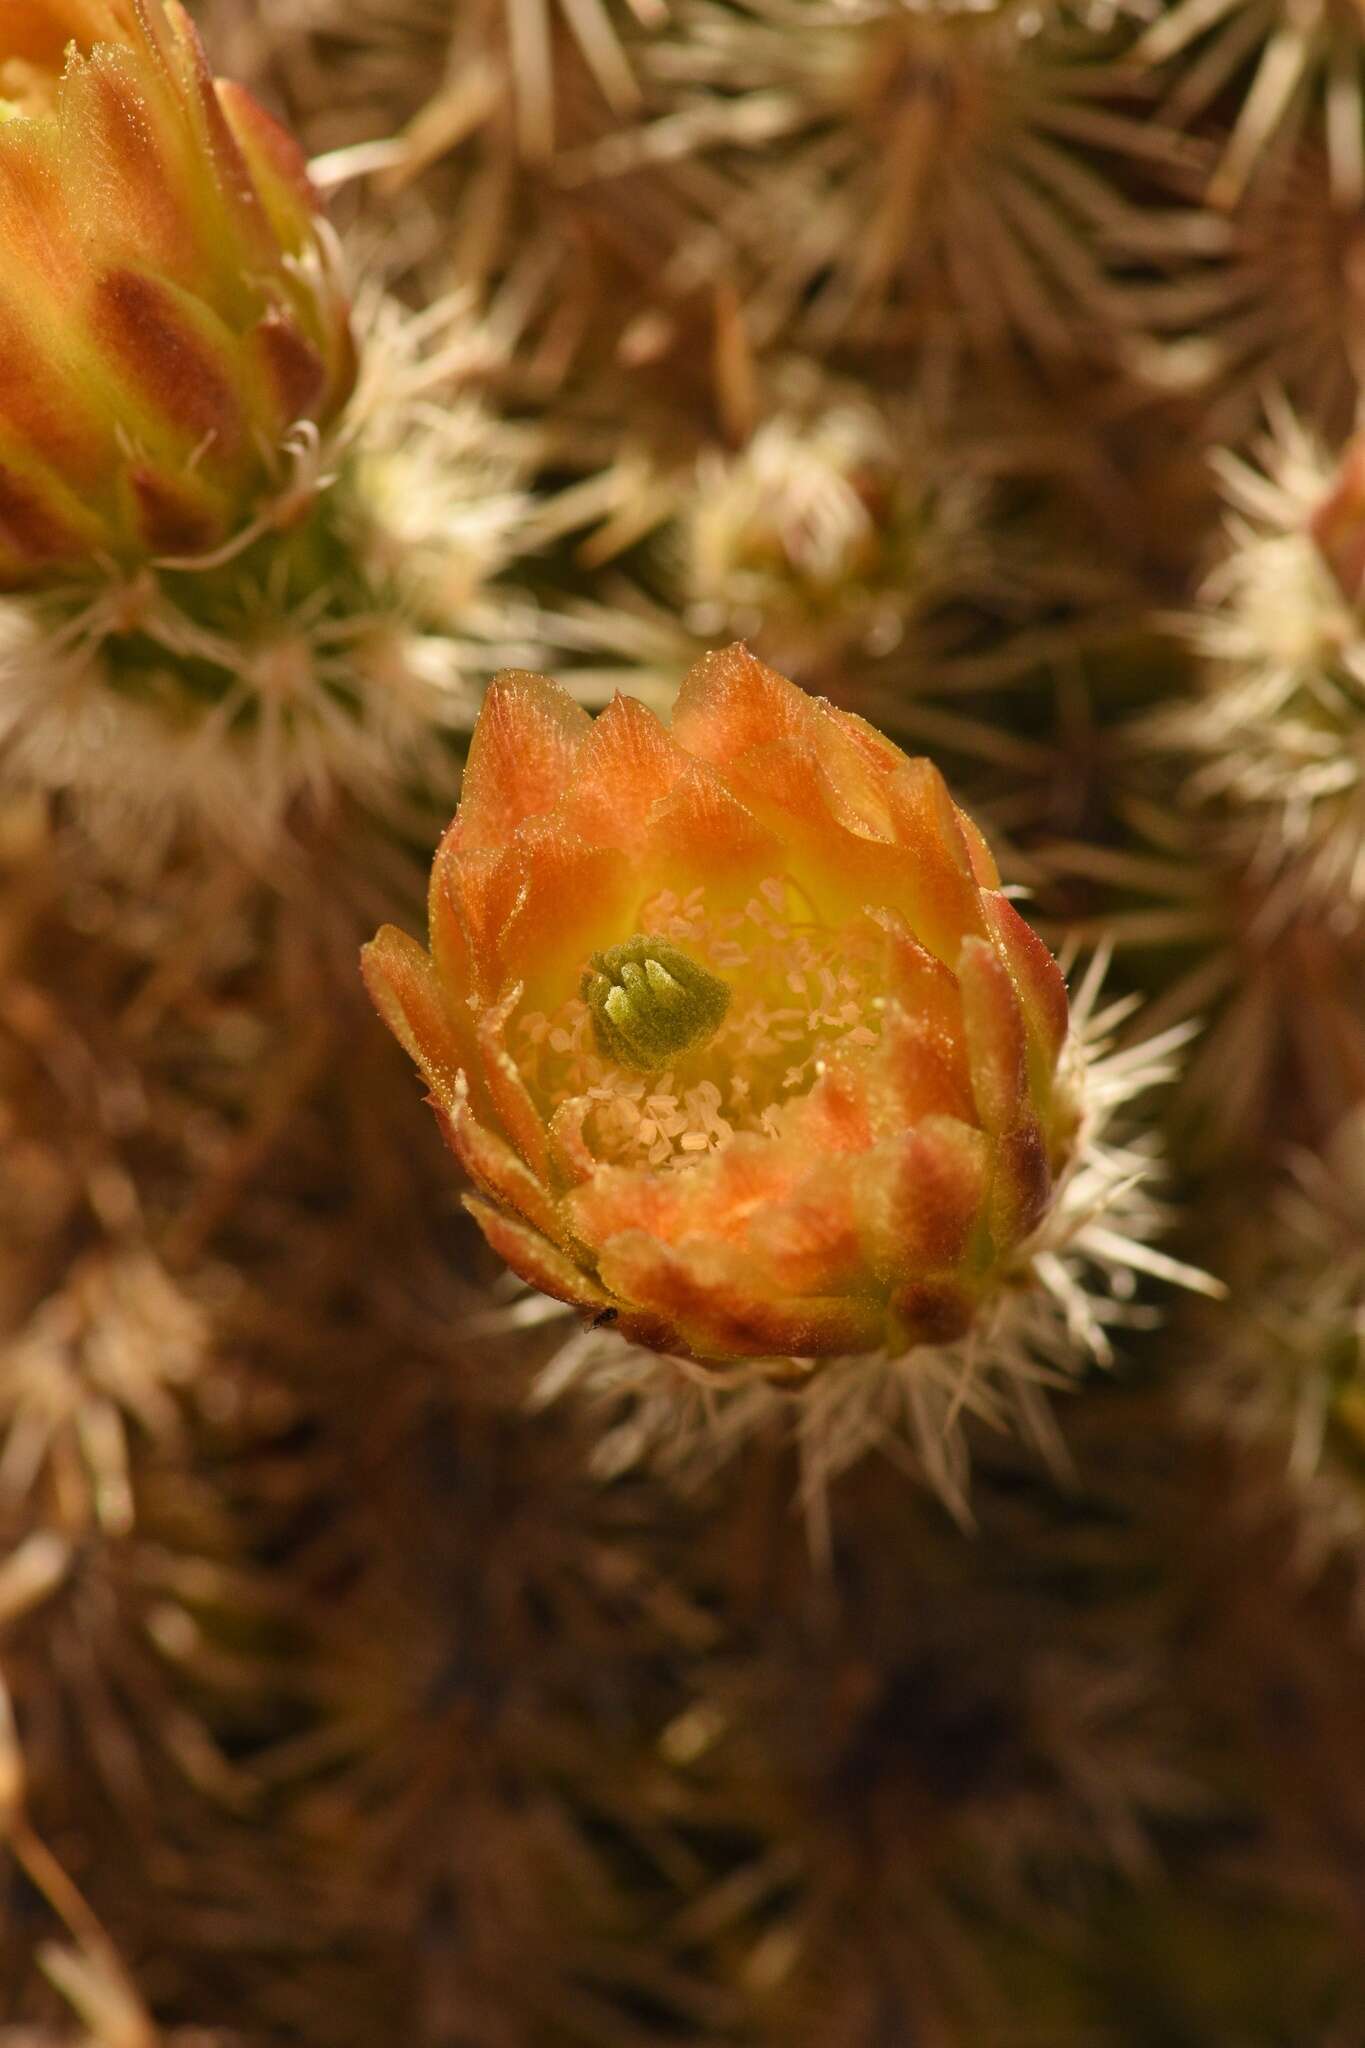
[786,1061,874,1155]
[440,841,521,995]
[464,1196,612,1313]
[2,0,118,64]
[439,1089,565,1248]
[868,906,966,1039]
[250,306,325,427]
[696,1134,803,1231]
[644,759,786,897]
[990,1114,1052,1251]
[956,934,1027,1136]
[864,1000,976,1133]
[714,736,909,926]
[805,699,904,839]
[670,641,817,767]
[92,266,246,463]
[559,691,688,851]
[953,805,1000,888]
[0,300,107,490]
[884,757,990,965]
[455,670,591,852]
[674,652,903,846]
[0,123,79,296]
[495,820,638,1003]
[855,1117,992,1281]
[567,1164,695,1250]
[476,990,551,1181]
[744,1163,866,1295]
[427,826,478,1006]
[360,928,464,1107]
[62,42,200,286]
[1311,433,1365,603]
[547,1097,597,1187]
[732,727,881,835]
[570,1136,798,1256]
[0,453,102,577]
[125,462,222,554]
[981,891,1069,1077]
[823,699,909,788]
[595,1230,886,1361]
[214,76,318,237]
[673,656,1011,932]
[163,3,282,271]
[889,1281,976,1348]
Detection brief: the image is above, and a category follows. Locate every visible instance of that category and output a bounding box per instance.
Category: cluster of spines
[7,0,1365,2039]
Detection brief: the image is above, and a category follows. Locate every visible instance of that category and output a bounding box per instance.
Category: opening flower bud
[364,645,1081,1372]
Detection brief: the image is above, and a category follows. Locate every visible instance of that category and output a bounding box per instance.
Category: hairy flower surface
[0,0,355,584]
[364,644,1082,1370]
[1165,408,1365,916]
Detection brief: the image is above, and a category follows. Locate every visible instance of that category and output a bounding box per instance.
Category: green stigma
[582,936,731,1072]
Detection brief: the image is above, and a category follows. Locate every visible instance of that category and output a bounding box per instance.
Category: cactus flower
[364,645,1082,1371]
[0,0,354,585]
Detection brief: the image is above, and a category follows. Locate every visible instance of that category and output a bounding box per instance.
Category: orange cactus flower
[0,0,355,584]
[364,645,1085,1375]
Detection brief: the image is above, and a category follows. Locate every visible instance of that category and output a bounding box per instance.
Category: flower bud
[0,0,354,584]
[364,644,1084,1371]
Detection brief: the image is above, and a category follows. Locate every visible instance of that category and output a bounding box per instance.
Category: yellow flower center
[519,878,882,1172]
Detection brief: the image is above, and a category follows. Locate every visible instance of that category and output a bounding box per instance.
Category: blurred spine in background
[4,0,1365,2041]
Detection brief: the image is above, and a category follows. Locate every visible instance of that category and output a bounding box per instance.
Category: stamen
[524,878,882,1172]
